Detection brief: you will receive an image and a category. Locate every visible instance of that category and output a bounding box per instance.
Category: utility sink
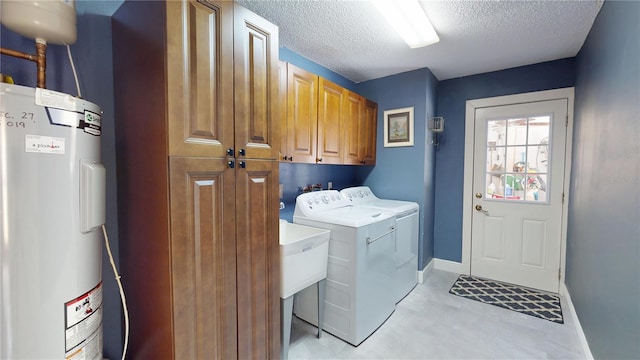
[279,219,330,299]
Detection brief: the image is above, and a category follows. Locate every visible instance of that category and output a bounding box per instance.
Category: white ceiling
[235,0,603,83]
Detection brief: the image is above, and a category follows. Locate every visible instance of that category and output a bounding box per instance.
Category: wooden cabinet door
[167,0,234,158]
[361,99,378,165]
[317,78,345,164]
[234,4,280,160]
[169,157,237,359]
[235,159,280,360]
[286,63,318,163]
[278,61,289,161]
[343,91,364,165]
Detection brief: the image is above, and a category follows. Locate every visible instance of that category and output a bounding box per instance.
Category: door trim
[461,87,575,287]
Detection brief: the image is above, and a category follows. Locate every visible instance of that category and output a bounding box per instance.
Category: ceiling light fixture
[372,0,439,48]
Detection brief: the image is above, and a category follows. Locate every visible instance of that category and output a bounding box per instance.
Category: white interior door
[471,99,568,293]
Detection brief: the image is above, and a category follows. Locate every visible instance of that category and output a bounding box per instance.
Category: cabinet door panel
[279,61,288,160]
[236,160,280,360]
[169,157,237,360]
[234,4,280,160]
[343,91,363,165]
[318,78,345,164]
[287,64,318,163]
[167,0,234,158]
[362,99,378,165]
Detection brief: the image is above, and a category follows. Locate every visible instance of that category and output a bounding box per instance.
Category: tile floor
[287,269,586,359]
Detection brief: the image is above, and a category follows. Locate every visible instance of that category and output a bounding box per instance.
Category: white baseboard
[419,258,466,283]
[418,259,435,283]
[433,258,465,274]
[560,283,594,360]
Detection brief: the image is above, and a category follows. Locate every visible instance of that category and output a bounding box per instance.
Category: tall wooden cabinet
[112,1,280,359]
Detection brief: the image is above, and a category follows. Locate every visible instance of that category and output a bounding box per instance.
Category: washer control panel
[296,190,350,213]
[341,186,379,204]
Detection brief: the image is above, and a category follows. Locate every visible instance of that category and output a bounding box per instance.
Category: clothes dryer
[341,186,419,303]
[293,190,396,346]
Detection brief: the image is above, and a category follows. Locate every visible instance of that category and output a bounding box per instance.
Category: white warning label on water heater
[65,283,103,359]
[25,134,65,154]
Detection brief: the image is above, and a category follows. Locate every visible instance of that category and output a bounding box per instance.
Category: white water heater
[0,83,105,359]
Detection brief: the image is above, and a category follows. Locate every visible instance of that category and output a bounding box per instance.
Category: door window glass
[485,115,550,202]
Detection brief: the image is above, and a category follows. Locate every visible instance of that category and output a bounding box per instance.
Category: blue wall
[568,1,640,358]
[434,58,576,261]
[1,1,124,358]
[357,69,438,269]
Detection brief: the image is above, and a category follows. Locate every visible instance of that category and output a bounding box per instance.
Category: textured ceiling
[235,0,603,82]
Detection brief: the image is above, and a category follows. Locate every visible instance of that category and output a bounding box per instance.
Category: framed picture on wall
[383,107,414,147]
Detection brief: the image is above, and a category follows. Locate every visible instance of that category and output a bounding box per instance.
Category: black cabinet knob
[228,160,235,168]
[238,148,246,156]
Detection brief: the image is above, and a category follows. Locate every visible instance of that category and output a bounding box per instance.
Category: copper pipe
[0,41,47,88]
[35,42,47,89]
[0,47,37,61]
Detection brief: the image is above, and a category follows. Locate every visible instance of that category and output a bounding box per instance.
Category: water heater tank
[1,0,77,44]
[0,83,105,359]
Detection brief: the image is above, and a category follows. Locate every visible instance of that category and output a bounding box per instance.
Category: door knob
[475,192,483,199]
[475,204,489,215]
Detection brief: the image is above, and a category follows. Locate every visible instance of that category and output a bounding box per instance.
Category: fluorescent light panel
[373,0,439,48]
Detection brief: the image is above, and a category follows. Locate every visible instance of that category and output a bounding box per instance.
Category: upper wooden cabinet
[317,78,345,164]
[280,62,377,165]
[283,63,318,163]
[113,1,280,359]
[343,91,364,165]
[361,99,378,165]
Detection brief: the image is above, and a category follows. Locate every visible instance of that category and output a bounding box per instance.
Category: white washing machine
[341,186,419,304]
[293,190,397,346]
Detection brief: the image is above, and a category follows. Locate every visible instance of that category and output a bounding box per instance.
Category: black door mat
[449,274,564,324]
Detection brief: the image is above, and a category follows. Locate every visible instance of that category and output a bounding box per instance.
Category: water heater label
[82,110,101,136]
[25,134,65,154]
[35,88,77,112]
[65,282,103,358]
